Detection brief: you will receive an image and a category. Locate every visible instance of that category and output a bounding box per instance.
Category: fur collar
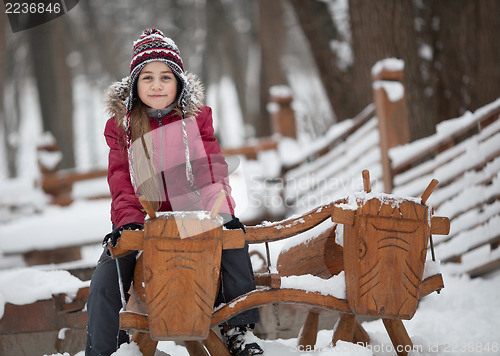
[105,72,205,125]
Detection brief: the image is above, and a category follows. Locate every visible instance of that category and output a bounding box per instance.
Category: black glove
[102,223,144,248]
[220,214,246,234]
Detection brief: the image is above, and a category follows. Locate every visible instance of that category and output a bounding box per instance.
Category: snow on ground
[1,129,499,355]
[37,268,500,356]
[1,78,499,355]
[1,177,499,355]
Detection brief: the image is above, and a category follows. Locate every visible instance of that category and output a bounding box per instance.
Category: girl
[85,28,263,356]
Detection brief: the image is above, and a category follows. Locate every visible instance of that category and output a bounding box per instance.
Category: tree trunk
[288,0,354,121]
[27,18,75,169]
[427,0,500,123]
[350,0,436,140]
[203,0,251,142]
[0,10,16,178]
[257,0,287,137]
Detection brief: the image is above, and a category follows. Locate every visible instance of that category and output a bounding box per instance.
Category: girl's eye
[141,76,152,80]
[162,75,172,80]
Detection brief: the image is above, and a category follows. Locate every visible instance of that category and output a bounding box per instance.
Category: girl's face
[137,61,178,110]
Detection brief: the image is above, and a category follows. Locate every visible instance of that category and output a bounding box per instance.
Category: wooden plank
[0,299,87,334]
[222,228,245,249]
[281,104,375,173]
[467,257,500,278]
[254,273,281,289]
[298,311,319,349]
[130,332,158,356]
[439,233,500,263]
[331,206,355,225]
[382,319,413,356]
[109,230,144,258]
[224,200,343,245]
[53,286,89,312]
[430,216,450,235]
[284,121,379,202]
[120,311,149,332]
[184,341,210,356]
[332,313,357,345]
[433,197,500,246]
[276,225,343,279]
[211,289,351,327]
[203,329,231,356]
[354,320,370,345]
[392,109,500,174]
[221,138,278,160]
[418,274,444,299]
[23,245,82,266]
[0,329,86,356]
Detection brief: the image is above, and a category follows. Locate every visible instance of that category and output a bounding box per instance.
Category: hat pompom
[141,28,164,38]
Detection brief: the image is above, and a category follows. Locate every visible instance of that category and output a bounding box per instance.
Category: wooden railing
[390,100,500,277]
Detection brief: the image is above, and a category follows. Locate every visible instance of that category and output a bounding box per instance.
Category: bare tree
[288,0,356,123]
[420,0,500,123]
[27,17,75,169]
[0,12,19,178]
[350,0,436,140]
[257,0,288,137]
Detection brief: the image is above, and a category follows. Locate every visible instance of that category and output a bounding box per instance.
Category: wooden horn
[421,179,439,205]
[139,196,156,219]
[362,170,371,193]
[210,190,227,220]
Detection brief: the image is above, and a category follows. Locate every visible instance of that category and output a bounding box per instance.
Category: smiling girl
[85,28,263,356]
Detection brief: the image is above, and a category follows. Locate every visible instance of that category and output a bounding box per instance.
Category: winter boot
[220,326,264,356]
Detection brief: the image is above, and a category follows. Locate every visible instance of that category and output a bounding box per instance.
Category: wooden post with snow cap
[268,85,297,138]
[372,58,411,193]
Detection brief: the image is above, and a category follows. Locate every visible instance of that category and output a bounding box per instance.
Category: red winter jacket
[104,105,235,228]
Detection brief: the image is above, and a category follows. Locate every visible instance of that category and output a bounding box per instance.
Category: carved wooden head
[331,171,449,319]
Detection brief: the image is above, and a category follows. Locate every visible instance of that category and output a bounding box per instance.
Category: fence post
[36,132,73,206]
[372,58,410,193]
[268,85,297,139]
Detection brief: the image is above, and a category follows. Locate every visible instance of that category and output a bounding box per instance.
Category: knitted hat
[126,28,187,114]
[126,28,194,189]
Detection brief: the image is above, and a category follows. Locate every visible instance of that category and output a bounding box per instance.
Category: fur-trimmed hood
[105,72,205,124]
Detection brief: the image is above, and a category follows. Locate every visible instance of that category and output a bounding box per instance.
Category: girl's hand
[220,214,246,234]
[102,223,144,248]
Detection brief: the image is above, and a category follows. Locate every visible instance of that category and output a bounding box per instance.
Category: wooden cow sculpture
[332,172,448,320]
[109,170,450,356]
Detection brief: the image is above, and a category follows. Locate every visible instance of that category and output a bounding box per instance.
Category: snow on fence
[390,99,500,277]
[281,104,381,216]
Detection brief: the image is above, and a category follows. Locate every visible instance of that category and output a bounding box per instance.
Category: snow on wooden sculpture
[331,170,450,319]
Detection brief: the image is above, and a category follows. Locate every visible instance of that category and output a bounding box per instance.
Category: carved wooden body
[142,213,223,340]
[331,174,449,322]
[342,198,430,319]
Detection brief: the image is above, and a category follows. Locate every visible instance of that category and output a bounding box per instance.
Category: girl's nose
[151,80,163,90]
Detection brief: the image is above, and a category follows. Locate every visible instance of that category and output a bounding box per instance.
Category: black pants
[85,245,259,356]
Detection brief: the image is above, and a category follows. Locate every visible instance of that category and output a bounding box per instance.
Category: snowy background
[1,76,500,355]
[1,3,500,354]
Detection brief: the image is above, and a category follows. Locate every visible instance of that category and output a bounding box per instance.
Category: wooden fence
[390,101,500,277]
